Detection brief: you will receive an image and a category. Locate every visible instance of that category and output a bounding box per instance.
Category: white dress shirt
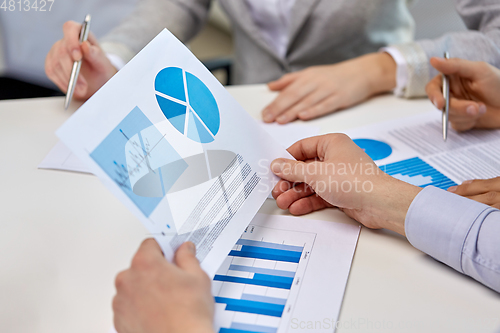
[406,186,500,293]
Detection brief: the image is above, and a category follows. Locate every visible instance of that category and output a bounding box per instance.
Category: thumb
[174,242,201,272]
[271,158,318,185]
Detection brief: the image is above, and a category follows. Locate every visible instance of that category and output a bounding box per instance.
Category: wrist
[366,175,422,236]
[362,53,397,95]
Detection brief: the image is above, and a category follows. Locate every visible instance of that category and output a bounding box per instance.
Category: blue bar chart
[213,226,315,333]
[380,157,456,190]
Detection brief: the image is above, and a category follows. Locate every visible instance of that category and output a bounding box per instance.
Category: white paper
[56,29,290,276]
[38,141,92,174]
[212,213,360,333]
[344,111,500,189]
[110,213,360,333]
[39,123,319,175]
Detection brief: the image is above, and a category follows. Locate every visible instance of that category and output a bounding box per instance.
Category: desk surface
[1,85,499,333]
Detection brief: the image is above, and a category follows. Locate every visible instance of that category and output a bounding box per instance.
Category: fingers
[449,177,500,196]
[429,57,484,80]
[273,89,331,124]
[262,76,315,123]
[285,135,332,161]
[173,242,201,272]
[62,21,85,61]
[447,98,486,131]
[271,158,319,184]
[466,191,500,206]
[426,75,445,110]
[288,195,333,215]
[267,73,297,91]
[132,239,164,268]
[274,183,316,210]
[297,95,343,121]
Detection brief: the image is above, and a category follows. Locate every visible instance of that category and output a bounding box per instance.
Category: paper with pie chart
[348,112,500,192]
[56,29,290,276]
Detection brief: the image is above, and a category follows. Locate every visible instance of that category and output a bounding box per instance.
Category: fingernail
[271,160,283,174]
[72,49,81,61]
[263,113,273,122]
[466,105,477,116]
[186,242,196,254]
[298,111,308,118]
[433,99,438,108]
[448,186,457,192]
[277,115,287,123]
[479,105,487,115]
[462,180,473,185]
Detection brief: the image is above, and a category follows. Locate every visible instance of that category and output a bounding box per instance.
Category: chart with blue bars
[213,226,314,333]
[380,157,456,190]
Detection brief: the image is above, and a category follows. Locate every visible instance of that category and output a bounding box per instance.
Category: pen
[64,14,92,110]
[442,52,450,141]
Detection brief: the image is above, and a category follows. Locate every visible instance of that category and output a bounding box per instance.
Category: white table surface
[1,85,499,333]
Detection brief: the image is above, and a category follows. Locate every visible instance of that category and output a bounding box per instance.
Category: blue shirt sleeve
[405,186,500,293]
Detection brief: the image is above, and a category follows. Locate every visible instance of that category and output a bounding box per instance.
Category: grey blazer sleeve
[100,0,211,64]
[392,0,500,98]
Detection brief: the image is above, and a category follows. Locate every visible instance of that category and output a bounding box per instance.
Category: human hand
[261,53,397,124]
[426,57,500,131]
[271,134,421,235]
[448,177,500,209]
[113,240,214,333]
[45,21,117,101]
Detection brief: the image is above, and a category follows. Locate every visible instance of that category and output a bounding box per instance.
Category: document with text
[344,111,500,190]
[57,29,290,276]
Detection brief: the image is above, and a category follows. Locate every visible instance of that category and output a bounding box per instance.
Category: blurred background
[0,0,466,100]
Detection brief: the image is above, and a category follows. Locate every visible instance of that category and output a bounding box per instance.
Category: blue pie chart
[353,138,392,161]
[154,67,220,143]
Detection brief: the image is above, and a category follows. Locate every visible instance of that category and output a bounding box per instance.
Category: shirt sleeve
[380,47,409,98]
[389,0,500,98]
[405,186,500,293]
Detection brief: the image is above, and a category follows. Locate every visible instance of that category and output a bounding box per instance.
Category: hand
[270,134,422,235]
[45,21,117,101]
[426,57,500,131]
[448,177,500,209]
[261,53,397,124]
[113,240,214,333]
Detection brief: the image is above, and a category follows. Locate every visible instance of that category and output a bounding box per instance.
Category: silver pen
[442,52,450,141]
[64,14,92,110]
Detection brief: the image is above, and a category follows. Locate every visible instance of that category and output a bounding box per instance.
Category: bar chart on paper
[212,225,315,333]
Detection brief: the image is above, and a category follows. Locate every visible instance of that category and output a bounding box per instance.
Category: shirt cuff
[405,186,492,273]
[106,53,126,71]
[380,47,408,97]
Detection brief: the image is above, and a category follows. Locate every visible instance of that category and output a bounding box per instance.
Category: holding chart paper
[56,30,290,276]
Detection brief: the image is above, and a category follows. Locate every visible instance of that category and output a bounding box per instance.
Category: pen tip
[85,14,91,22]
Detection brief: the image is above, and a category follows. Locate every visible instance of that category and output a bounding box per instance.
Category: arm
[100,0,212,64]
[392,0,500,98]
[271,134,500,292]
[406,186,500,292]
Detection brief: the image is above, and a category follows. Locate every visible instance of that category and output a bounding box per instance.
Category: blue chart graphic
[214,239,304,333]
[380,157,456,190]
[155,67,220,143]
[353,138,392,161]
[90,107,187,217]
